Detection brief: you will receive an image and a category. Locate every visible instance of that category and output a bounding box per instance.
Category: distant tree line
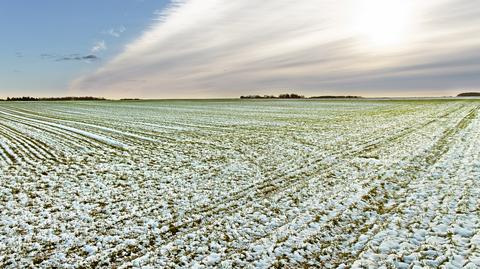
[457,92,480,97]
[1,96,106,101]
[240,93,362,99]
[240,93,305,99]
[240,95,277,99]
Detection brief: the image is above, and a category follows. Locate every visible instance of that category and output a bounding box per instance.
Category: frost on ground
[0,99,479,268]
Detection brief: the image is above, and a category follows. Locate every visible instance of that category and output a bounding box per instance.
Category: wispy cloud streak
[104,26,126,38]
[71,0,480,98]
[91,41,107,53]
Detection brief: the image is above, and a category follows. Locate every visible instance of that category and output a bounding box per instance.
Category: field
[1,99,479,268]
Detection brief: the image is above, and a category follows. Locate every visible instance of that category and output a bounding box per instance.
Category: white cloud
[105,26,126,38]
[72,0,480,98]
[91,40,107,53]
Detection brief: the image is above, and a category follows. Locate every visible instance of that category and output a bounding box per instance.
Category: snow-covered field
[1,99,479,268]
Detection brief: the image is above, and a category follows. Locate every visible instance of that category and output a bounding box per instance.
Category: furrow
[0,122,58,160]
[0,109,129,151]
[0,106,156,144]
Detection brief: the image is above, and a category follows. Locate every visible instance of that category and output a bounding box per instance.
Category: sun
[352,0,414,50]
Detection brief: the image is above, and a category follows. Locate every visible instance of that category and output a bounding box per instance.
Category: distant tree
[241,95,266,99]
[278,93,304,99]
[457,92,480,97]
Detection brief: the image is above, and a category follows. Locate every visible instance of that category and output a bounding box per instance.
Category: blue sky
[1,0,480,98]
[0,0,169,97]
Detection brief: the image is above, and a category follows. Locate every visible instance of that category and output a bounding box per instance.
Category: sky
[1,0,480,98]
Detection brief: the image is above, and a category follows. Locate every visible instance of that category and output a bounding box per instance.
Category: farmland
[0,99,479,268]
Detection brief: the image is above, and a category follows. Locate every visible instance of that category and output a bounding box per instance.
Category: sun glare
[352,0,414,50]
